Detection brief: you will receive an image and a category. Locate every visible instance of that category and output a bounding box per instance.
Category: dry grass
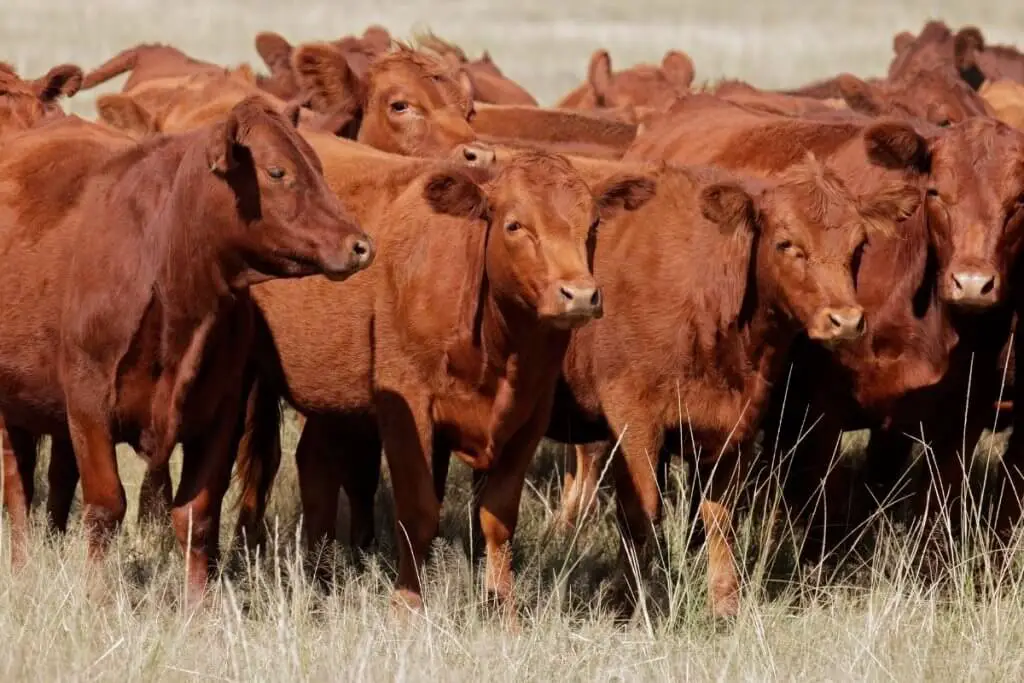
[4,1,1024,680]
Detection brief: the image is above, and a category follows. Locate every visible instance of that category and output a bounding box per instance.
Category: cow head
[423,153,655,330]
[924,118,1024,310]
[703,158,919,343]
[836,71,989,126]
[293,42,480,157]
[0,63,82,135]
[576,49,694,110]
[208,96,373,283]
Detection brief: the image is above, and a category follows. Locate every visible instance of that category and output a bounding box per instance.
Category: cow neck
[477,293,572,393]
[152,140,245,364]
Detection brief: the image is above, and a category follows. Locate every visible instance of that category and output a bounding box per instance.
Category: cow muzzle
[948,268,1000,309]
[323,233,376,282]
[542,280,603,328]
[808,305,866,343]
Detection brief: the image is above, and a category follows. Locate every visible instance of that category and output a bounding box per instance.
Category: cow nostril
[352,240,370,257]
[952,274,964,291]
[981,277,996,295]
[463,148,477,162]
[828,313,842,329]
[560,286,575,302]
[855,315,866,333]
[589,290,601,307]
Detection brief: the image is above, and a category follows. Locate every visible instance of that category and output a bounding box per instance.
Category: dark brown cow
[557,49,694,110]
[0,62,83,135]
[0,98,373,599]
[291,42,482,157]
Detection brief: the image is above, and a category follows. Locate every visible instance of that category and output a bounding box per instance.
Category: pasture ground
[4,1,1024,680]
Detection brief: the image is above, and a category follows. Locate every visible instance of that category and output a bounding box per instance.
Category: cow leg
[137,463,173,529]
[472,413,547,615]
[45,432,79,533]
[376,389,439,610]
[233,377,281,550]
[170,407,243,605]
[296,416,344,556]
[2,423,38,568]
[859,426,915,523]
[602,402,663,615]
[431,435,452,505]
[695,446,745,619]
[67,408,126,565]
[558,442,603,530]
[339,427,381,552]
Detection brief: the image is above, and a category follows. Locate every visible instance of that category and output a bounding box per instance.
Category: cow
[414,32,538,106]
[0,62,83,135]
[557,49,695,110]
[628,101,1024,560]
[216,141,648,615]
[0,98,373,602]
[79,43,257,93]
[289,41,483,157]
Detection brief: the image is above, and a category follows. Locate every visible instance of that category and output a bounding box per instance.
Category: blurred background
[4,0,1024,113]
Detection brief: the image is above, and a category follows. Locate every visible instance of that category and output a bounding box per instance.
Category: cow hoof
[391,588,424,614]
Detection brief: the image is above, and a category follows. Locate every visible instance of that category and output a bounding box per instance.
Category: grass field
[4,1,1024,681]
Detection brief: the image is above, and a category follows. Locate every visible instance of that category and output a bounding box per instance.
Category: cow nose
[950,270,998,307]
[811,306,866,342]
[325,233,375,281]
[454,143,496,167]
[556,282,603,322]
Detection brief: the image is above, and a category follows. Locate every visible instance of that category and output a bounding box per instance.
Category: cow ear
[255,31,294,72]
[588,50,613,105]
[96,93,156,135]
[593,174,656,218]
[293,43,361,112]
[34,64,83,102]
[424,171,489,220]
[362,25,392,52]
[207,114,243,174]
[893,31,915,54]
[837,73,883,115]
[701,182,756,235]
[954,27,987,90]
[662,50,695,88]
[863,120,930,174]
[860,184,922,235]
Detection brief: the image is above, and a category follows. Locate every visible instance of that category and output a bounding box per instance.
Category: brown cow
[291,42,482,157]
[415,32,538,106]
[0,62,83,135]
[0,99,373,599]
[630,101,1024,557]
[226,143,649,614]
[79,43,254,92]
[557,49,694,110]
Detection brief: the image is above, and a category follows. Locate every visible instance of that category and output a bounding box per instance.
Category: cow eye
[776,240,792,252]
[589,217,600,232]
[467,107,477,122]
[937,119,952,128]
[505,220,522,233]
[268,167,287,180]
[926,188,940,199]
[390,101,409,113]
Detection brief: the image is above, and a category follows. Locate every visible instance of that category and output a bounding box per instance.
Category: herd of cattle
[3,18,1024,620]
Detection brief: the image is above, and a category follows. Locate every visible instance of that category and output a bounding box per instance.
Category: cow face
[927,118,1024,310]
[0,63,81,136]
[209,96,374,283]
[293,42,478,157]
[423,153,655,329]
[704,159,919,344]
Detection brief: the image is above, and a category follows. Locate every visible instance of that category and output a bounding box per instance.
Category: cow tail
[233,374,283,546]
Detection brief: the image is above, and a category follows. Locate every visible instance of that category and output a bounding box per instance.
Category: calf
[544,156,913,617]
[0,98,373,599]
